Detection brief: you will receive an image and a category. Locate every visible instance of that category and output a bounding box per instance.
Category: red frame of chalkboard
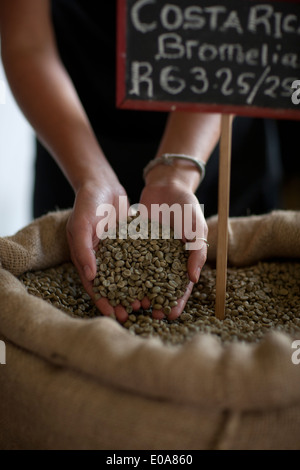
[116,0,300,120]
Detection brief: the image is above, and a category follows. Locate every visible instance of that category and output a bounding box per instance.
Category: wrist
[144,156,202,193]
[73,161,120,194]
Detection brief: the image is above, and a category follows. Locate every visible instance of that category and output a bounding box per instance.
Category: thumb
[67,217,97,284]
[187,245,207,284]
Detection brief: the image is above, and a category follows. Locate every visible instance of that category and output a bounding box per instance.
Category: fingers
[177,199,208,283]
[95,285,195,324]
[94,298,141,324]
[95,297,128,323]
[152,281,194,321]
[95,297,115,316]
[187,242,208,283]
[166,281,194,320]
[67,216,97,286]
[114,305,130,323]
[152,309,165,320]
[141,297,151,310]
[132,299,142,311]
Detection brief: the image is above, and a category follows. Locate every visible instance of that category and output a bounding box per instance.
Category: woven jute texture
[0,209,300,450]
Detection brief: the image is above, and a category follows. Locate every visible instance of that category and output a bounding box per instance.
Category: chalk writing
[118,0,300,118]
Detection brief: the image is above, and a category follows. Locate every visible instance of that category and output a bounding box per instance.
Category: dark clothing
[34,0,283,219]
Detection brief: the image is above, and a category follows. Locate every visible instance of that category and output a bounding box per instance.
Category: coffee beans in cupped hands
[92,216,190,315]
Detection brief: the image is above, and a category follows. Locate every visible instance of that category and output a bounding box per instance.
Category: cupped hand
[67,180,207,324]
[138,181,208,321]
[66,179,137,322]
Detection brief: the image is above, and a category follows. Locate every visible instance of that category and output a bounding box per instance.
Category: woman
[0,0,280,321]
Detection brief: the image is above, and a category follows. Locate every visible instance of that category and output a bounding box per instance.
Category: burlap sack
[0,209,300,450]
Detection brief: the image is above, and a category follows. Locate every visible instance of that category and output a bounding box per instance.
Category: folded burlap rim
[0,209,300,412]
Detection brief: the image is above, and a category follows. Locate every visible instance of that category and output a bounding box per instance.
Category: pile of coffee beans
[19,259,300,346]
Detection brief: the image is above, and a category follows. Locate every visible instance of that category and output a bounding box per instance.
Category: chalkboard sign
[117,0,300,119]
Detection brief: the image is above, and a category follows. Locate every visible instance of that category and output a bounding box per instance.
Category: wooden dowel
[215,114,233,320]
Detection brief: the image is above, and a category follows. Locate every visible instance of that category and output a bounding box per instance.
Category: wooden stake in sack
[215,114,233,320]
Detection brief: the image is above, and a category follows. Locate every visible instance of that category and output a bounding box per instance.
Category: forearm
[2,49,117,192]
[146,111,221,192]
